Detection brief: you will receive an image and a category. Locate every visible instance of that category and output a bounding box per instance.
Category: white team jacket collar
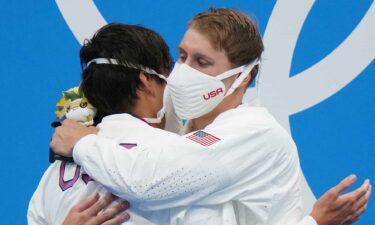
[100,113,149,125]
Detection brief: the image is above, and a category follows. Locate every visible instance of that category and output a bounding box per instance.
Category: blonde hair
[189,8,263,80]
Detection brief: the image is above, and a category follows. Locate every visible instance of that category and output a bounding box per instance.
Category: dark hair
[79,23,173,123]
[189,8,264,84]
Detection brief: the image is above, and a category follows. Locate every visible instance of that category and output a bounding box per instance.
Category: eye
[80,102,88,108]
[178,53,186,63]
[197,58,210,67]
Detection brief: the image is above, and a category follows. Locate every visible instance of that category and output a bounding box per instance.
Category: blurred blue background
[0,1,373,224]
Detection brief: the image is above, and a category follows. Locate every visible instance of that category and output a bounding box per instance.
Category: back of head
[80,23,173,123]
[189,8,263,81]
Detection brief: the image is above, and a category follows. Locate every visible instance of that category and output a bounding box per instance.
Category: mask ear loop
[86,58,168,123]
[87,58,119,67]
[86,58,168,81]
[225,59,260,97]
[244,61,262,106]
[143,106,166,124]
[214,65,246,81]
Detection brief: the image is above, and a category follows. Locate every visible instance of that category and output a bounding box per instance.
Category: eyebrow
[194,53,214,63]
[178,46,186,54]
[178,46,215,63]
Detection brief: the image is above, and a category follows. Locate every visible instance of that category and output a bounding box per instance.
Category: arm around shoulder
[72,133,231,210]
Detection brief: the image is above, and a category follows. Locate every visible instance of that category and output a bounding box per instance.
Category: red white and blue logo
[186,130,220,146]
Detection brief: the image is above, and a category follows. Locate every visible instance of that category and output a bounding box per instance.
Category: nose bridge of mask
[86,58,168,81]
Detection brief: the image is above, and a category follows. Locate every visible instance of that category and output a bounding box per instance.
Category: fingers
[341,179,370,203]
[358,183,372,212]
[101,212,130,225]
[341,180,371,224]
[103,201,130,216]
[351,204,367,222]
[50,129,62,152]
[330,174,357,197]
[354,180,371,208]
[50,119,95,156]
[63,193,130,225]
[62,119,90,130]
[62,119,78,126]
[73,193,100,212]
[345,202,367,225]
[95,201,130,225]
[367,183,372,205]
[86,193,118,216]
[88,126,99,134]
[313,176,370,225]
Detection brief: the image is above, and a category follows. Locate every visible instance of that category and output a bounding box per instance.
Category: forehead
[179,28,228,60]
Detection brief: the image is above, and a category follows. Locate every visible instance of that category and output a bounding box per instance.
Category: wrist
[310,212,324,225]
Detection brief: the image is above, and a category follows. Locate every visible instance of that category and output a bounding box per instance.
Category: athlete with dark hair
[28,23,175,225]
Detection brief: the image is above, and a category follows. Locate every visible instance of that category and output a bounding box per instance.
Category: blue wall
[0,1,373,224]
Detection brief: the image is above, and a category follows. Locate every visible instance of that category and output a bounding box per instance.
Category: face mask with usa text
[167,59,259,120]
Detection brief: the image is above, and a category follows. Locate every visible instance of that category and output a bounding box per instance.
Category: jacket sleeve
[296,216,318,225]
[73,119,305,221]
[73,133,232,210]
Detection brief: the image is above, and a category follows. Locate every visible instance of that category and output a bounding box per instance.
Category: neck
[131,99,164,129]
[131,103,152,119]
[189,114,215,132]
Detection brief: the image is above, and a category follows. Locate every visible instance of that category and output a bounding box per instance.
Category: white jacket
[72,105,317,225]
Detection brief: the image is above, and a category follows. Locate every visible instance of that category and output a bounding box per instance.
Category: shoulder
[208,105,288,140]
[34,161,63,187]
[98,113,193,150]
[208,105,278,130]
[206,105,297,154]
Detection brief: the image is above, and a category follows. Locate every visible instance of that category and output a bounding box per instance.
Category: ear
[238,65,258,88]
[138,71,156,96]
[237,73,252,88]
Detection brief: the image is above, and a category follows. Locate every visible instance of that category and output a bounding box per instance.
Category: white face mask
[143,106,166,124]
[87,58,168,124]
[167,59,259,120]
[143,85,169,124]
